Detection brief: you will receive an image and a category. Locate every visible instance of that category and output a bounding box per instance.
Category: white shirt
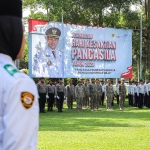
[101,84,105,93]
[134,84,139,96]
[128,85,134,95]
[147,83,150,92]
[0,54,39,150]
[116,83,120,94]
[144,84,149,95]
[138,84,146,94]
[33,45,63,78]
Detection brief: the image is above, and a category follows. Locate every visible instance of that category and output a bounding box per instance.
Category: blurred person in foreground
[0,0,39,149]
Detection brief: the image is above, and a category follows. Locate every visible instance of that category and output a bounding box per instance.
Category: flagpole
[62,1,64,84]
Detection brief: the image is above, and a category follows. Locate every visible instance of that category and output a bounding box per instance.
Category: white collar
[0,54,14,64]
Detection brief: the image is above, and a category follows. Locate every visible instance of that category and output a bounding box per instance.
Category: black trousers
[57,92,64,112]
[128,94,133,105]
[101,92,105,105]
[111,96,114,106]
[39,93,46,111]
[134,93,138,107]
[144,93,148,107]
[48,93,55,110]
[147,91,150,108]
[116,94,119,104]
[138,93,143,108]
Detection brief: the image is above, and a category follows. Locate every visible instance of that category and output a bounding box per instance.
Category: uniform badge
[21,92,34,109]
[47,60,52,66]
[4,64,20,76]
[52,29,57,35]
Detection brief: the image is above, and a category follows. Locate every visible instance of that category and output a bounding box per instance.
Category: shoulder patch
[21,92,34,109]
[4,64,20,76]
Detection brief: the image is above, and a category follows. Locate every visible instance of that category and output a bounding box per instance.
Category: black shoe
[40,111,46,113]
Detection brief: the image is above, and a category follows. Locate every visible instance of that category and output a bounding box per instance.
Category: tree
[23,0,146,79]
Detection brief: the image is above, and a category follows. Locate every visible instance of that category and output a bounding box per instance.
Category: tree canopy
[22,0,150,80]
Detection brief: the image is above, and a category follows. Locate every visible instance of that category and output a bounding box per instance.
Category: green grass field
[38,100,150,150]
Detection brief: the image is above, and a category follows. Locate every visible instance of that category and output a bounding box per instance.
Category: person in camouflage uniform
[66,80,75,109]
[105,79,114,111]
[75,80,85,111]
[89,78,97,111]
[119,79,126,110]
[96,79,102,109]
[83,80,89,108]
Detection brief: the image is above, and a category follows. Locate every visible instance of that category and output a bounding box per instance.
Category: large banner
[29,21,132,78]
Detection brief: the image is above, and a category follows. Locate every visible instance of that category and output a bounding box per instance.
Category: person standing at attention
[119,79,126,110]
[0,0,39,149]
[56,79,65,112]
[105,79,114,111]
[37,77,47,113]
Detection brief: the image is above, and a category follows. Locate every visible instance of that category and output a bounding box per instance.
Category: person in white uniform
[133,81,139,107]
[0,1,39,149]
[33,27,63,77]
[138,80,148,109]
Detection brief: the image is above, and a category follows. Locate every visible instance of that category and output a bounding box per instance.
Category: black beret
[45,27,61,38]
[0,0,22,18]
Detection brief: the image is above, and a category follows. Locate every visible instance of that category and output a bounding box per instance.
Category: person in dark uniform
[128,81,133,105]
[144,80,149,107]
[47,80,56,111]
[116,81,121,104]
[66,80,75,109]
[111,80,114,106]
[147,80,150,108]
[138,80,145,109]
[101,80,105,105]
[134,81,139,107]
[37,77,47,113]
[56,79,65,112]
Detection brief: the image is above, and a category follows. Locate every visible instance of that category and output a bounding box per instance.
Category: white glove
[54,96,57,98]
[46,95,49,99]
[57,96,60,99]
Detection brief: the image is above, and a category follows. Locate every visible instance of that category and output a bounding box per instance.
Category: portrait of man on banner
[32,27,63,77]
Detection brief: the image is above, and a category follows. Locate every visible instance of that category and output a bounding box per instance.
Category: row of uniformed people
[37,78,120,112]
[127,80,150,109]
[37,78,106,112]
[37,78,66,113]
[66,79,105,111]
[37,78,150,113]
[74,78,127,111]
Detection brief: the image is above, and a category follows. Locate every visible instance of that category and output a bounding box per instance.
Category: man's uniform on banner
[32,27,63,78]
[33,45,63,77]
